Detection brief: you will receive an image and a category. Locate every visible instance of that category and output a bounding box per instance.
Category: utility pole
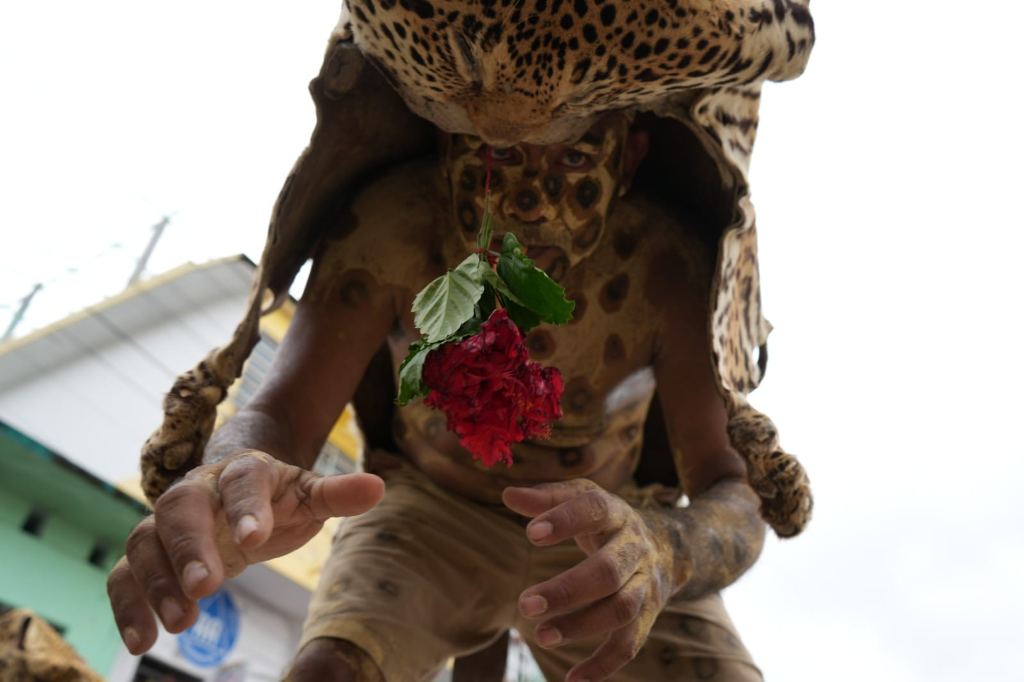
[126,216,170,288]
[1,283,43,343]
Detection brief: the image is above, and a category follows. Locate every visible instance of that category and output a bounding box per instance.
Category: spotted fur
[140,1,815,536]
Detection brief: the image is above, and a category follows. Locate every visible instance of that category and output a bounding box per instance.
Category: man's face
[444,115,637,278]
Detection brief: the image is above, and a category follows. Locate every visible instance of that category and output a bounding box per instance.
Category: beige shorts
[301,463,761,681]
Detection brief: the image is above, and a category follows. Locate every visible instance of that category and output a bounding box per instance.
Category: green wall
[0,422,146,677]
[0,489,125,675]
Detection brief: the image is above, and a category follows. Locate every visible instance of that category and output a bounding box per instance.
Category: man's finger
[565,620,647,682]
[218,451,277,549]
[532,573,647,649]
[125,520,199,634]
[154,479,224,600]
[502,479,600,519]
[107,557,158,655]
[518,535,642,618]
[520,489,628,546]
[307,472,385,520]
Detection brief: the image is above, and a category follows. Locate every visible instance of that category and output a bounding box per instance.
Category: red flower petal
[421,309,564,467]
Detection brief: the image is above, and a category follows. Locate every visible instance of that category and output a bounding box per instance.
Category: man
[107,112,768,681]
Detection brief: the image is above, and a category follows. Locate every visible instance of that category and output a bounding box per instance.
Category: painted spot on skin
[679,615,708,638]
[658,646,678,667]
[572,217,603,252]
[558,448,584,467]
[568,292,587,324]
[338,271,371,307]
[459,167,477,192]
[599,273,631,312]
[620,423,641,443]
[604,334,626,365]
[526,329,555,359]
[458,201,478,233]
[575,178,601,209]
[564,377,595,413]
[377,580,400,597]
[542,174,564,200]
[425,416,445,438]
[613,230,638,259]
[515,189,540,213]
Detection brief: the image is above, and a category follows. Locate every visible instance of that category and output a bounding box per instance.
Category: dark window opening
[21,508,48,537]
[133,655,202,682]
[88,543,110,568]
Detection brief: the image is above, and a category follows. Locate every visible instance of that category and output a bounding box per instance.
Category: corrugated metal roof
[0,256,255,390]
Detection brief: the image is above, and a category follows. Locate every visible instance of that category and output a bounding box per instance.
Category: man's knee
[286,637,384,682]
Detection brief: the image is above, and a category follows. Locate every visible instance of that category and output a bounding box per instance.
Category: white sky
[2,2,1023,681]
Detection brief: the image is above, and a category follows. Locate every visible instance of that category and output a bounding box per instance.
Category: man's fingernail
[537,626,562,647]
[123,626,140,651]
[183,561,209,593]
[527,520,553,541]
[235,515,259,544]
[159,598,183,629]
[521,595,547,617]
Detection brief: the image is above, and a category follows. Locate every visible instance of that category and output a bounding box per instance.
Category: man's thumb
[309,473,385,519]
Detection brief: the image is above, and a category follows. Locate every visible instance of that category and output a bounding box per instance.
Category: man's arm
[107,239,400,655]
[643,266,766,598]
[205,256,399,470]
[502,241,764,681]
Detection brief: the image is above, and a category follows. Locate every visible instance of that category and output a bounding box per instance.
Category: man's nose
[504,182,554,223]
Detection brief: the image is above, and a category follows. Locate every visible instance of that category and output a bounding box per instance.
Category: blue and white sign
[177,589,240,668]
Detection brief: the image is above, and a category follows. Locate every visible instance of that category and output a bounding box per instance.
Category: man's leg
[293,462,529,680]
[286,638,384,682]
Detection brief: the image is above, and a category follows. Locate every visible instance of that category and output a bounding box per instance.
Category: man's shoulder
[605,190,714,295]
[313,158,450,291]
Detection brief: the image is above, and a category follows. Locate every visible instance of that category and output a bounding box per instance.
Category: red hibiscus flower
[422,309,564,467]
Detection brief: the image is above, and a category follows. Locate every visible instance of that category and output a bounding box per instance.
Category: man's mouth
[489,235,546,259]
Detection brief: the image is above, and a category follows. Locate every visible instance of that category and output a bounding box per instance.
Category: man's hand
[503,479,680,682]
[107,450,384,655]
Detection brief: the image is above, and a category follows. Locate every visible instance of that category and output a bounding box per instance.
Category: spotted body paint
[308,144,709,504]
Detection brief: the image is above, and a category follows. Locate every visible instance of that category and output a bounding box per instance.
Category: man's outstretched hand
[503,479,681,682]
[107,450,384,655]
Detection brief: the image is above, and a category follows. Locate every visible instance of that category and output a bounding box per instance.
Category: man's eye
[560,150,591,168]
[481,146,518,163]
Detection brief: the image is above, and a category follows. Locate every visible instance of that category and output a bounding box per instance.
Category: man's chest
[391,220,670,441]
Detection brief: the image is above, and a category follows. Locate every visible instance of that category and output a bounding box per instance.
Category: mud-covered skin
[502,477,763,680]
[311,155,699,504]
[309,137,763,677]
[138,34,814,539]
[286,638,385,682]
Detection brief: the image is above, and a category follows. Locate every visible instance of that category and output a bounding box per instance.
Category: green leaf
[412,254,486,342]
[395,322,486,406]
[497,233,575,325]
[396,340,437,406]
[478,263,525,307]
[504,299,542,332]
[476,207,495,251]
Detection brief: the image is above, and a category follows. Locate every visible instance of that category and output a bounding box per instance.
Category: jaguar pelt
[140,1,815,537]
[340,0,814,145]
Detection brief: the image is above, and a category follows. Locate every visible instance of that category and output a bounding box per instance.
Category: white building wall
[0,296,246,483]
[106,579,307,682]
